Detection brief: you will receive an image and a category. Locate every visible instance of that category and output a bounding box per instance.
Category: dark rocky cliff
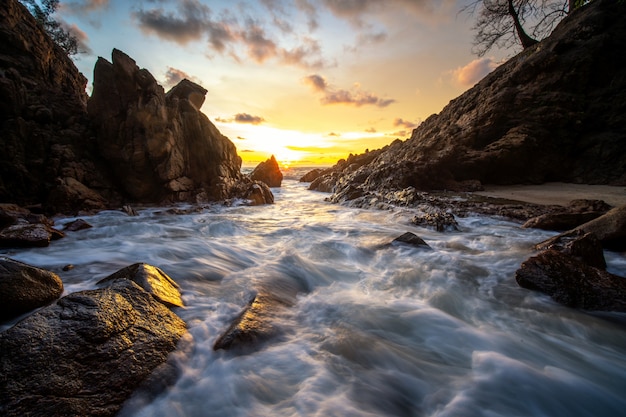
[310,0,626,200]
[0,0,269,213]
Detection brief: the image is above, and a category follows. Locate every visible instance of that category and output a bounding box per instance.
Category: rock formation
[249,155,283,187]
[0,263,187,417]
[88,49,246,203]
[310,0,626,202]
[0,0,273,213]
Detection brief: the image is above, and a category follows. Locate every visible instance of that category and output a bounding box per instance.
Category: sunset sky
[58,0,508,167]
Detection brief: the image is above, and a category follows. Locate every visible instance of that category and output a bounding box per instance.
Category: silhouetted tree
[19,0,78,56]
[463,0,589,56]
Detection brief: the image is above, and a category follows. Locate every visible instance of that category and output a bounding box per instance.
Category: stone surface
[249,155,283,187]
[515,249,626,311]
[391,232,430,249]
[98,263,184,308]
[522,199,611,231]
[0,257,63,322]
[310,0,626,201]
[0,223,63,248]
[87,49,244,204]
[0,280,186,417]
[63,218,93,232]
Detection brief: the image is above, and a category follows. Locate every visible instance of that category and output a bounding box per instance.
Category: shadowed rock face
[310,0,626,201]
[88,49,244,203]
[250,155,283,188]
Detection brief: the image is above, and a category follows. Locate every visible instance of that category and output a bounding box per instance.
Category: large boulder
[0,257,63,322]
[522,199,611,231]
[0,279,186,417]
[311,0,626,199]
[87,49,245,203]
[249,155,283,187]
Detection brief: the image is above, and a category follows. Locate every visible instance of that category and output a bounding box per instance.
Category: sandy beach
[473,183,626,207]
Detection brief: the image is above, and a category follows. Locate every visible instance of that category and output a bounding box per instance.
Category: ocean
[2,169,626,417]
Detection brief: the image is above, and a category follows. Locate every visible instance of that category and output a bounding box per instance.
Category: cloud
[216,113,266,125]
[59,21,92,54]
[393,118,418,129]
[133,0,211,44]
[327,132,341,136]
[304,74,396,108]
[163,67,202,89]
[452,57,501,87]
[365,127,377,133]
[62,0,110,15]
[239,22,278,63]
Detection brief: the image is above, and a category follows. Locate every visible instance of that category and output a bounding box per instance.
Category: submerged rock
[0,257,63,322]
[391,232,431,249]
[0,279,186,417]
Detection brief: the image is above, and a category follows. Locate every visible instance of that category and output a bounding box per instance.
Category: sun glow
[215,121,399,168]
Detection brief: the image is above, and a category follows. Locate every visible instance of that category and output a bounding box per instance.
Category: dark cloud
[235,113,266,124]
[327,132,341,136]
[133,0,211,44]
[393,118,418,129]
[206,20,236,52]
[236,136,247,140]
[280,38,324,69]
[239,22,277,63]
[216,113,266,125]
[163,66,202,89]
[304,73,396,108]
[303,74,328,92]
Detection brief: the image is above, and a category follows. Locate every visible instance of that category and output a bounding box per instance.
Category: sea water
[2,171,626,417]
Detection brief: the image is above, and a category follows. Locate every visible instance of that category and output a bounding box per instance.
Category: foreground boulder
[0,279,186,417]
[0,257,63,321]
[249,155,283,187]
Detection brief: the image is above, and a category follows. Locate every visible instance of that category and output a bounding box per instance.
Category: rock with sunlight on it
[249,155,283,188]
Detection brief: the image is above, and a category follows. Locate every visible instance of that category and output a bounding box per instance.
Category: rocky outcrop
[0,204,64,248]
[0,0,115,213]
[88,49,245,204]
[0,265,186,417]
[310,0,626,201]
[391,232,430,249]
[0,257,63,321]
[1,0,273,213]
[249,155,283,187]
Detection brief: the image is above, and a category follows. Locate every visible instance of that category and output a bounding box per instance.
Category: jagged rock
[214,278,301,352]
[391,232,430,249]
[299,168,327,183]
[515,249,626,311]
[242,182,275,205]
[63,219,93,232]
[0,257,63,322]
[87,49,244,204]
[249,155,283,187]
[121,205,139,216]
[46,177,109,214]
[522,199,611,231]
[0,223,64,248]
[311,0,626,201]
[97,263,184,308]
[0,279,186,417]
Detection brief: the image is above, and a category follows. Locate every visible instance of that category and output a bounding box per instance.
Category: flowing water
[2,171,626,417]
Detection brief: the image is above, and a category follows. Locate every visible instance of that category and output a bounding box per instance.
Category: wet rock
[391,232,430,249]
[522,199,611,231]
[299,168,327,183]
[0,280,186,417]
[536,231,606,270]
[537,204,626,250]
[214,278,300,352]
[0,257,63,322]
[515,249,626,311]
[63,218,93,232]
[122,205,139,216]
[244,182,275,205]
[0,223,64,248]
[411,207,458,232]
[249,155,283,187]
[98,263,184,308]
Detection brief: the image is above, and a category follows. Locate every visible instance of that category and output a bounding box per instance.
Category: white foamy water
[2,174,626,417]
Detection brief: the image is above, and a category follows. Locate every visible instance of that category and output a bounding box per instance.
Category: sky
[57,0,507,168]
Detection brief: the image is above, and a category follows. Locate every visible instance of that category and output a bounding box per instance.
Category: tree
[463,0,589,56]
[19,0,78,56]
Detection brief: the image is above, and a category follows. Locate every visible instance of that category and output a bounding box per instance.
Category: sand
[473,183,626,207]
